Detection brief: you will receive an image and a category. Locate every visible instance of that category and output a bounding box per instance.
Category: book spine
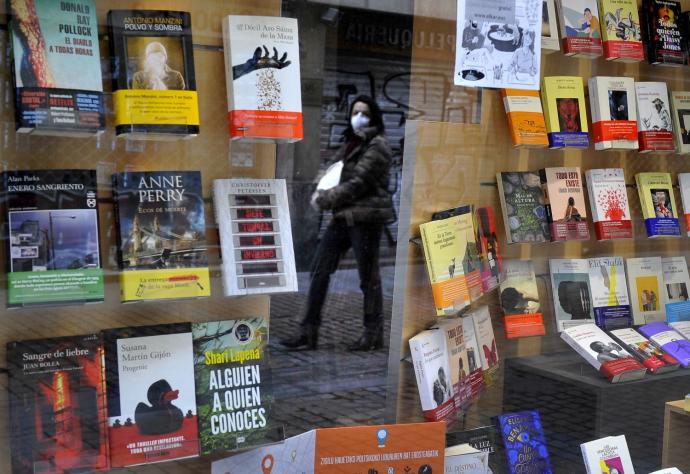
[539,169,554,238]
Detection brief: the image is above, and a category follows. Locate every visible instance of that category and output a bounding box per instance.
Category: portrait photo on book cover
[126,37,186,90]
[650,188,674,217]
[642,98,671,131]
[590,340,627,362]
[609,90,629,121]
[556,98,582,132]
[677,109,690,144]
[667,282,688,301]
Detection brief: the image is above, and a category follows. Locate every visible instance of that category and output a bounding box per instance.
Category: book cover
[639,321,690,367]
[549,259,595,331]
[4,170,103,307]
[496,171,550,244]
[435,318,473,412]
[662,256,690,318]
[560,323,648,382]
[496,410,552,474]
[678,173,690,236]
[9,0,104,135]
[542,0,561,52]
[585,168,633,240]
[7,334,109,474]
[635,172,681,237]
[669,320,690,337]
[635,82,675,152]
[458,207,484,302]
[540,167,590,240]
[670,91,690,154]
[599,0,644,61]
[580,435,635,474]
[556,0,603,56]
[462,315,487,399]
[449,426,502,473]
[445,444,489,474]
[541,76,590,148]
[108,10,198,139]
[588,257,632,329]
[408,329,456,422]
[470,306,500,386]
[501,89,548,147]
[588,76,638,150]
[213,179,297,296]
[113,171,210,302]
[501,260,545,337]
[609,327,680,373]
[104,323,199,467]
[223,16,303,142]
[192,318,274,455]
[642,0,686,66]
[475,206,503,293]
[454,0,542,90]
[627,256,667,324]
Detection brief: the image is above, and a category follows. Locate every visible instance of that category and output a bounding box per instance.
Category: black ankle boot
[279,326,318,350]
[348,325,384,351]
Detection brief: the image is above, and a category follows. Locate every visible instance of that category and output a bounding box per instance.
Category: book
[635,172,681,237]
[650,469,683,474]
[598,0,644,61]
[588,76,638,150]
[670,91,690,154]
[501,260,546,337]
[588,257,632,329]
[192,318,273,455]
[580,435,635,474]
[462,315,487,399]
[8,0,104,135]
[635,82,675,152]
[539,167,590,240]
[458,207,484,302]
[445,444,490,474]
[585,168,633,240]
[669,320,690,337]
[223,16,303,142]
[501,89,548,147]
[448,426,502,473]
[469,306,500,385]
[453,0,542,90]
[542,0,561,52]
[408,329,456,422]
[557,0,603,56]
[560,323,647,382]
[112,171,211,302]
[7,334,109,474]
[550,259,595,331]
[475,206,503,293]
[435,318,473,412]
[609,327,680,373]
[496,171,550,244]
[4,170,104,307]
[496,410,552,474]
[541,76,590,148]
[108,10,199,139]
[662,256,690,321]
[104,323,199,466]
[627,256,667,324]
[642,0,686,66]
[678,173,690,236]
[213,179,298,296]
[638,321,690,367]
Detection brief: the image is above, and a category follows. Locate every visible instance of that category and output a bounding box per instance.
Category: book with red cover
[475,206,503,293]
[500,260,546,338]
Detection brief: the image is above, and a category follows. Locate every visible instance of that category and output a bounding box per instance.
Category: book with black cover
[642,0,686,66]
[8,334,109,474]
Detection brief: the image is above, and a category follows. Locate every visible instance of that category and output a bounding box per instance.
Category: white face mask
[350,112,370,131]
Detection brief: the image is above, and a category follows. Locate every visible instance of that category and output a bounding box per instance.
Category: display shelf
[662,399,690,472]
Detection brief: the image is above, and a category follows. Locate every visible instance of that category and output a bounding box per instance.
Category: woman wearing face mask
[281,95,394,351]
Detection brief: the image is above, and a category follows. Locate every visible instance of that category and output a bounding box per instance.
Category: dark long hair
[344,95,385,138]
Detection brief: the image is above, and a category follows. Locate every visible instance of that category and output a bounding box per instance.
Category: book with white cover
[662,257,690,315]
[445,443,489,474]
[462,313,487,397]
[580,435,635,474]
[669,321,690,339]
[649,469,683,474]
[434,318,473,411]
[626,257,667,325]
[542,0,561,52]
[635,82,675,152]
[469,306,499,384]
[585,168,632,240]
[409,329,456,422]
[213,179,297,296]
[678,173,690,236]
[549,258,595,331]
[588,76,638,150]
[670,91,690,154]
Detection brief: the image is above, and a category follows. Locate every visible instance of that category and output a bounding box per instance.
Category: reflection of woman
[564,197,582,221]
[132,42,185,90]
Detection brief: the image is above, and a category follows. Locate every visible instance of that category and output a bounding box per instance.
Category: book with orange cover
[502,89,548,147]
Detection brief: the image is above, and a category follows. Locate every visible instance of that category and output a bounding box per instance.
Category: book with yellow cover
[598,0,644,61]
[635,172,681,237]
[541,76,590,148]
[501,89,548,147]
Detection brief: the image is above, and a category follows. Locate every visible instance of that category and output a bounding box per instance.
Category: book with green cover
[496,172,550,244]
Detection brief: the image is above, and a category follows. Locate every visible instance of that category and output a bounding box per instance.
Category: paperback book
[662,256,690,321]
[435,318,473,411]
[588,257,632,329]
[638,321,690,367]
[409,329,456,422]
[635,172,681,237]
[7,334,109,474]
[448,426,502,473]
[445,444,489,474]
[108,10,199,139]
[213,179,298,296]
[470,306,500,385]
[501,260,545,338]
[113,171,211,303]
[501,89,548,147]
[580,435,635,474]
[627,256,667,324]
[539,167,590,240]
[557,0,603,56]
[585,168,633,240]
[598,0,644,61]
[588,76,638,150]
[561,323,647,382]
[104,324,199,467]
[496,410,552,474]
[4,170,104,307]
[549,259,594,332]
[496,171,550,243]
[669,320,690,337]
[462,315,487,399]
[642,0,686,66]
[678,173,690,235]
[609,327,680,373]
[542,0,561,52]
[192,318,274,455]
[671,91,690,154]
[9,0,105,135]
[223,16,303,142]
[475,206,503,293]
[541,76,590,148]
[635,81,675,152]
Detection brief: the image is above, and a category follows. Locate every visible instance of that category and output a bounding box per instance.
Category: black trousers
[301,218,384,331]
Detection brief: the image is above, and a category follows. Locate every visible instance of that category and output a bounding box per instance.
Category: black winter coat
[316,126,395,225]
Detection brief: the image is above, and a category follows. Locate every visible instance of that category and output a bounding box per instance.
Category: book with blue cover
[497,410,552,474]
[662,256,690,322]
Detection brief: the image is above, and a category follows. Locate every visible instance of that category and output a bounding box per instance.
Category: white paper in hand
[317,160,343,190]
